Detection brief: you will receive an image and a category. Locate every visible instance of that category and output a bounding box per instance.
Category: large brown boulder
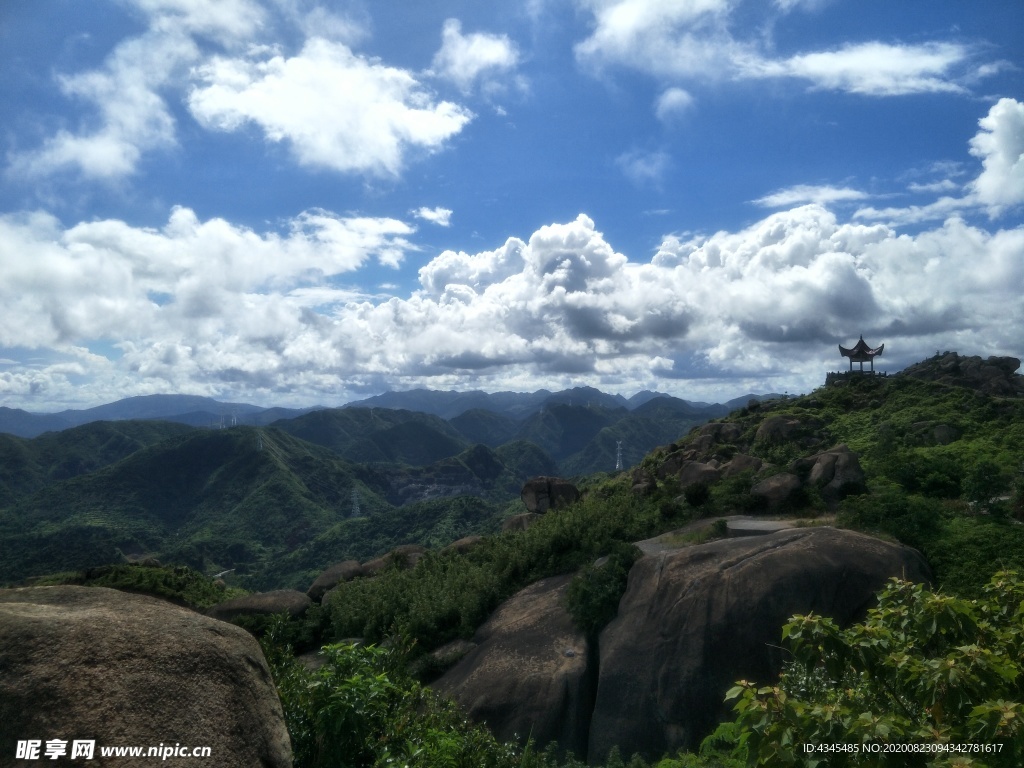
[805,444,866,502]
[520,476,581,513]
[721,452,763,477]
[307,560,364,601]
[898,352,1024,397]
[362,544,427,576]
[588,527,931,762]
[754,415,802,444]
[442,535,484,555]
[0,586,292,767]
[677,461,723,488]
[432,575,593,758]
[750,471,802,506]
[206,589,311,622]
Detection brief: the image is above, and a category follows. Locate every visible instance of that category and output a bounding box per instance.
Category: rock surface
[442,535,484,555]
[898,352,1023,397]
[588,527,931,761]
[790,444,867,504]
[750,471,802,506]
[307,560,363,601]
[206,589,311,622]
[433,575,594,758]
[0,585,292,767]
[434,527,929,763]
[361,544,427,576]
[520,476,581,513]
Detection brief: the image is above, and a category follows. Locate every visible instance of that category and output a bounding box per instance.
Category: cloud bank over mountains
[2,96,1021,408]
[1,0,1021,409]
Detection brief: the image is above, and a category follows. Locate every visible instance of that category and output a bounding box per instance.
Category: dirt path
[634,515,835,556]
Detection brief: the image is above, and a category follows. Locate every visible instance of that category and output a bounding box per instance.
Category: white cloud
[188,38,474,177]
[755,185,868,208]
[908,179,959,194]
[7,0,268,181]
[751,41,971,96]
[655,87,694,122]
[430,19,522,95]
[616,149,671,186]
[773,0,830,12]
[969,97,1024,216]
[8,30,193,180]
[413,207,453,227]
[0,206,415,353]
[2,198,1022,407]
[854,196,967,226]
[854,98,1024,224]
[575,0,742,80]
[573,0,995,97]
[123,0,266,43]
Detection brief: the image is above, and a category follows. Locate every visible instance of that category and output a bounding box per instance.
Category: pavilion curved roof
[839,335,884,361]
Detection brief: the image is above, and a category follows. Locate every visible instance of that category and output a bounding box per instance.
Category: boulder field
[434,526,930,762]
[0,585,292,767]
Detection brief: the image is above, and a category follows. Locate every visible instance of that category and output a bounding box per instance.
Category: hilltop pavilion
[839,335,884,373]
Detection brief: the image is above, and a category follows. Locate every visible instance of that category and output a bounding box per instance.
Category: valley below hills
[4,352,1024,766]
[0,386,776,589]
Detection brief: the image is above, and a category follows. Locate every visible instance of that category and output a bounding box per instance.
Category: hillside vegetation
[12,352,1024,768]
[0,390,735,589]
[315,354,1024,660]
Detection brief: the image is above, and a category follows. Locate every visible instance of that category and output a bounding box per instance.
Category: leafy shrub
[262,619,529,768]
[39,562,244,609]
[963,458,1011,509]
[837,487,940,549]
[326,486,665,654]
[727,571,1024,766]
[683,482,711,508]
[920,516,1024,599]
[566,542,641,638]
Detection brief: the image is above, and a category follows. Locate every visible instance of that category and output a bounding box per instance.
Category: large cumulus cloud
[2,98,1022,408]
[3,198,1021,408]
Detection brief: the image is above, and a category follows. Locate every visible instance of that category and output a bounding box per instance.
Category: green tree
[963,460,1010,512]
[727,572,1024,766]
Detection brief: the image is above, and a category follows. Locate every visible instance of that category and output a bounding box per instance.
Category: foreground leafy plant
[727,571,1024,766]
[262,618,535,768]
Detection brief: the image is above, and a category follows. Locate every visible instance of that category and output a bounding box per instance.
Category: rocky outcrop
[750,472,802,506]
[520,476,581,513]
[434,528,929,763]
[588,528,930,761]
[790,444,866,503]
[433,575,594,758]
[442,535,484,555]
[307,560,364,601]
[721,453,763,477]
[681,421,745,453]
[362,544,427,576]
[0,586,292,767]
[898,352,1024,397]
[754,414,823,446]
[677,461,723,488]
[207,589,311,622]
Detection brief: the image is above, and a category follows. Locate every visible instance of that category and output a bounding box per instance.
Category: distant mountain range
[0,388,777,439]
[0,387,781,587]
[0,394,319,438]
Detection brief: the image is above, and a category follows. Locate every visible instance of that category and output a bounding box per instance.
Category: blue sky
[0,0,1022,410]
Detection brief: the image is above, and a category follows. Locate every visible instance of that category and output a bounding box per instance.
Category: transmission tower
[615,440,624,471]
[350,488,361,518]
